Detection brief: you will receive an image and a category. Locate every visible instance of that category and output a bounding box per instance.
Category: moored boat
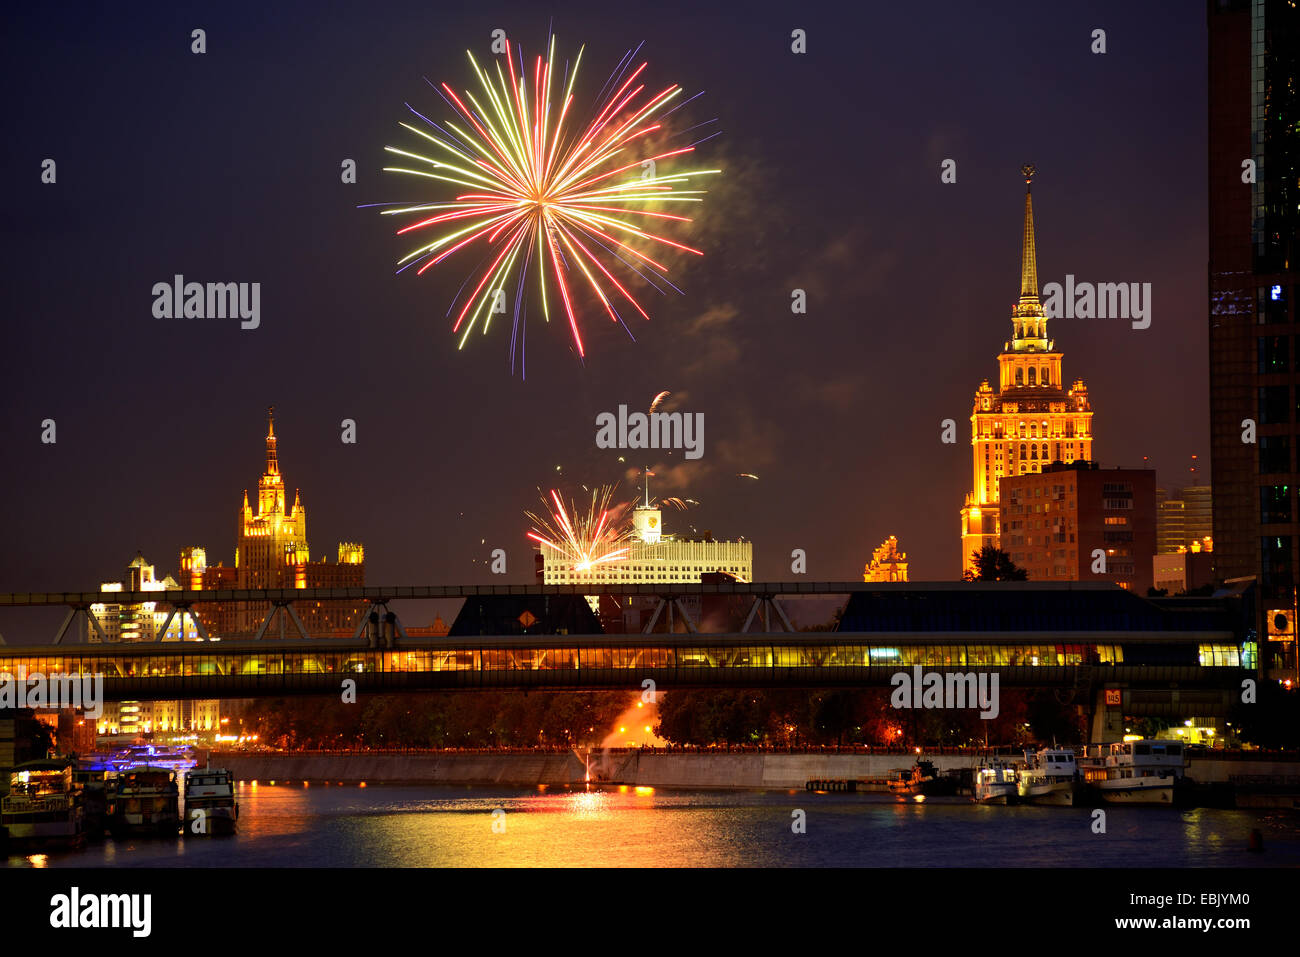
[72,762,113,840]
[109,766,180,837]
[183,767,238,835]
[888,759,959,797]
[973,759,1019,804]
[1,759,86,849]
[1018,747,1078,806]
[1080,739,1186,805]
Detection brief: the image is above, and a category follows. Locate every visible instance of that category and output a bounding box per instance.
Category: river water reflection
[7,783,1299,867]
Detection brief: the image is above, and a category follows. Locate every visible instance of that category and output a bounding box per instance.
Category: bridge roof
[0,579,1188,607]
[836,586,1241,635]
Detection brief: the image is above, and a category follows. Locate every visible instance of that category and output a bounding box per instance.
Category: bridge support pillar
[1088,684,1125,743]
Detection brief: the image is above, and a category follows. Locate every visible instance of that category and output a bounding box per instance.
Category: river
[6,783,1299,867]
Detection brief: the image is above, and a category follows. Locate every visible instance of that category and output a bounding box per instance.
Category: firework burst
[527,486,632,572]
[379,35,719,369]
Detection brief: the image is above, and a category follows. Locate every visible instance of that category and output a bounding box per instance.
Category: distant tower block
[959,167,1095,575]
[864,536,909,583]
[179,546,207,590]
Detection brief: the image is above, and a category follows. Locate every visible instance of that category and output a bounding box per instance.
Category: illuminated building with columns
[960,167,1095,575]
[538,493,752,587]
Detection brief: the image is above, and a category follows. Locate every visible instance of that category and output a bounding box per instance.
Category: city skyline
[4,0,1299,906]
[1,2,1208,594]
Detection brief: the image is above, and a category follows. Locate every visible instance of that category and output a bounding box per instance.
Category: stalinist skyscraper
[959,167,1094,574]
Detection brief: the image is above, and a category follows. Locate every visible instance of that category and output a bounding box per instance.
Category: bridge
[0,582,1255,738]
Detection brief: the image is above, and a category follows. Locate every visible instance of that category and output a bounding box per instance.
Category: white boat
[183,768,238,835]
[973,759,1019,804]
[1081,740,1186,805]
[1,759,86,848]
[1018,748,1078,806]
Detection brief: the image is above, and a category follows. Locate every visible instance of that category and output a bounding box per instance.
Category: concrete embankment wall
[598,753,975,789]
[210,751,1299,790]
[1188,758,1300,784]
[213,752,980,789]
[215,752,588,787]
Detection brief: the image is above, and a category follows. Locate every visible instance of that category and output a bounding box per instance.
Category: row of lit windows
[1013,367,1053,387]
[0,643,1246,678]
[978,421,1088,439]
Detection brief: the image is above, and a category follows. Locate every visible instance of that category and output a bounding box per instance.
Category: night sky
[2,1,1207,611]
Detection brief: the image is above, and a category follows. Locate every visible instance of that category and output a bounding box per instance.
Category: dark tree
[963,546,1028,581]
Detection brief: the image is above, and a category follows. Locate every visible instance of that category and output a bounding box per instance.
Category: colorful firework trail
[526,486,632,572]
[379,35,719,370]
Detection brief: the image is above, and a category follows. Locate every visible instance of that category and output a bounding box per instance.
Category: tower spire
[1019,164,1038,304]
[265,405,279,476]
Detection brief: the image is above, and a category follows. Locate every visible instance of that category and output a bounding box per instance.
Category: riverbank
[208,749,1300,798]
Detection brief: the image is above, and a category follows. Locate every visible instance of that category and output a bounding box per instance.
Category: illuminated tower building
[195,410,366,637]
[237,412,309,592]
[864,536,909,583]
[960,168,1095,574]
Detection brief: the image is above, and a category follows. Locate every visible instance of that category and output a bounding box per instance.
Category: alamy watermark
[50,887,151,937]
[0,672,104,718]
[890,666,999,719]
[1041,275,1151,330]
[595,404,704,460]
[151,275,260,329]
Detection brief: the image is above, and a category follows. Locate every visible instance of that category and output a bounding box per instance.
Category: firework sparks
[527,486,632,572]
[649,390,671,412]
[737,473,759,481]
[660,496,700,511]
[379,35,719,369]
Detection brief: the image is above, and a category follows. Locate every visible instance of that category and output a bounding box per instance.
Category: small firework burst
[526,485,631,572]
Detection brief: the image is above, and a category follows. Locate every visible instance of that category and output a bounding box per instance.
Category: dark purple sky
[1,0,1207,603]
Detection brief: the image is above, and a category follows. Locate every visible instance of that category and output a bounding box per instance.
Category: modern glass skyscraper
[1208,0,1300,680]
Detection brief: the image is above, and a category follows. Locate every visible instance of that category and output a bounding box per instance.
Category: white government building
[539,497,753,586]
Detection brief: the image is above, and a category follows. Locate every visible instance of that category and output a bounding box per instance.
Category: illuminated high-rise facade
[960,168,1095,574]
[236,412,309,591]
[194,411,367,637]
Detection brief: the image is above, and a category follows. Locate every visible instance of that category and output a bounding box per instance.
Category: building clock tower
[959,167,1095,575]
